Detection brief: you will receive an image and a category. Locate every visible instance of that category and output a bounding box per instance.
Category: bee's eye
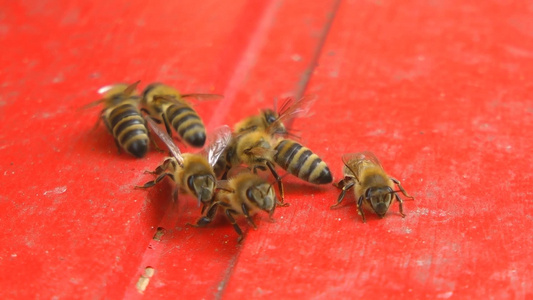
[266,114,277,124]
[187,176,196,192]
[365,188,372,199]
[246,188,255,201]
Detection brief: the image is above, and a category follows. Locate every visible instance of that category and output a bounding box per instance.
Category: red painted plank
[1,0,532,299]
[0,0,263,298]
[222,0,533,299]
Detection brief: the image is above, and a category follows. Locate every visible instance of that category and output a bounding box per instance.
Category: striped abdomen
[165,103,206,147]
[106,103,149,158]
[274,139,332,184]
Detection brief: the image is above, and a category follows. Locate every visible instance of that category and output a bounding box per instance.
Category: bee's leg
[333,178,346,189]
[225,209,244,242]
[241,203,257,229]
[394,194,406,218]
[151,139,164,153]
[140,108,151,118]
[91,115,103,132]
[140,109,162,125]
[187,202,220,227]
[357,195,366,223]
[331,179,355,209]
[268,203,276,222]
[266,161,288,207]
[161,113,173,137]
[135,172,174,189]
[144,158,173,175]
[390,177,414,200]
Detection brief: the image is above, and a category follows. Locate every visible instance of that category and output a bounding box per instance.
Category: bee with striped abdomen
[273,138,332,185]
[331,151,414,222]
[142,83,222,148]
[218,130,333,204]
[82,81,149,158]
[215,94,330,203]
[190,170,278,242]
[136,119,232,211]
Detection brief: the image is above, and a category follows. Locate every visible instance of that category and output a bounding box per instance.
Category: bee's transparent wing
[267,94,317,136]
[343,151,383,167]
[341,151,384,181]
[153,94,223,108]
[152,95,190,108]
[122,80,141,97]
[204,125,232,167]
[276,94,316,122]
[145,114,184,166]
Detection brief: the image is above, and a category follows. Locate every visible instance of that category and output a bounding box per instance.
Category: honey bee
[233,95,315,136]
[216,95,314,177]
[190,170,278,242]
[136,120,232,211]
[331,151,414,222]
[215,95,330,202]
[142,83,223,148]
[81,81,149,158]
[219,130,333,204]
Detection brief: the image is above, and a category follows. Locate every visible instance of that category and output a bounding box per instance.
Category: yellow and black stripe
[165,103,206,148]
[273,139,332,184]
[105,101,149,158]
[142,83,207,148]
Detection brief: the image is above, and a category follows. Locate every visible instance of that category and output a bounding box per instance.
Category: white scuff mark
[437,291,454,298]
[415,207,429,215]
[291,54,302,61]
[43,186,67,196]
[136,267,155,294]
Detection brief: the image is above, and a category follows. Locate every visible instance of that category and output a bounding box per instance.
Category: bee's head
[262,109,286,135]
[188,174,216,204]
[262,109,278,125]
[247,183,276,211]
[366,187,394,217]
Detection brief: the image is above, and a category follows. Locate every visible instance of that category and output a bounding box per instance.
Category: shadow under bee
[277,179,334,195]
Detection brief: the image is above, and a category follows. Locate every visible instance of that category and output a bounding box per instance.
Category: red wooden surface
[1,0,532,299]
